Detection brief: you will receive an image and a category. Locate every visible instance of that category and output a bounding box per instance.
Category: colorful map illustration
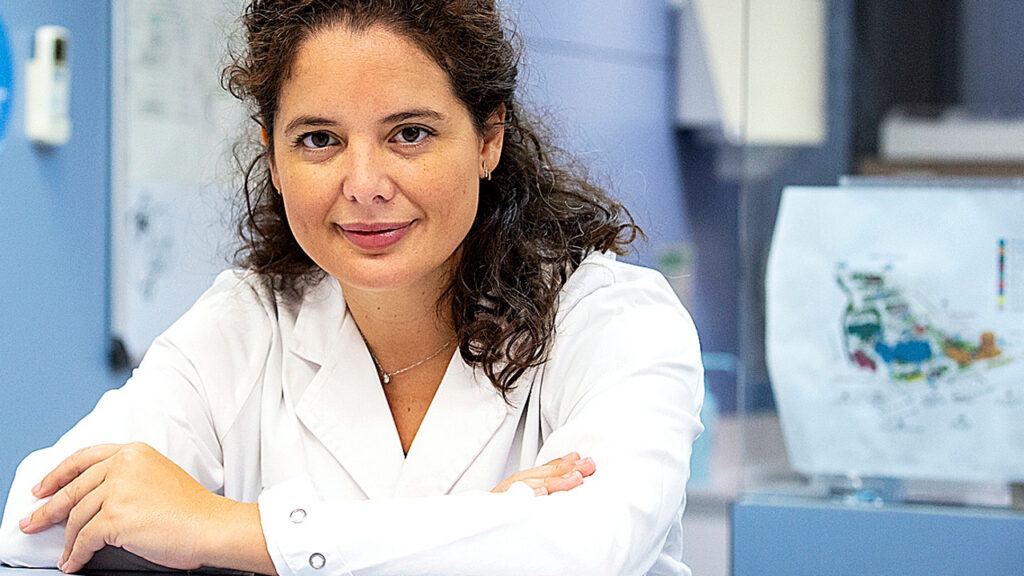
[837,264,1006,385]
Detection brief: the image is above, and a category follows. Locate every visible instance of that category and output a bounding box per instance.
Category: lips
[338,221,414,251]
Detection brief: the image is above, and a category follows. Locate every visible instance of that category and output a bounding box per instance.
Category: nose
[341,143,396,205]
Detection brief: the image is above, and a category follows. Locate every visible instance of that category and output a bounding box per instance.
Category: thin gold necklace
[368,340,454,384]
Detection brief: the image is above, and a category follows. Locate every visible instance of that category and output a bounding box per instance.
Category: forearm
[258,460,686,576]
[204,500,277,576]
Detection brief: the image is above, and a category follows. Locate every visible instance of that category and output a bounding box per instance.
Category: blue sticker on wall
[0,16,12,150]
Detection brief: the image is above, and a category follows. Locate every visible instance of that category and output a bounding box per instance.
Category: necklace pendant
[382,373,391,384]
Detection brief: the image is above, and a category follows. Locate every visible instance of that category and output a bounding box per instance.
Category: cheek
[461,189,480,229]
[414,157,478,222]
[447,174,480,234]
[279,197,308,250]
[278,167,332,220]
[280,187,332,253]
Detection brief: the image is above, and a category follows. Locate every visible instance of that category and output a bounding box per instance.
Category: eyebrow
[282,109,448,135]
[283,115,336,135]
[381,108,447,125]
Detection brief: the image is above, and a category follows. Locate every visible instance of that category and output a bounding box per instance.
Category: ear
[479,103,506,177]
[261,126,282,192]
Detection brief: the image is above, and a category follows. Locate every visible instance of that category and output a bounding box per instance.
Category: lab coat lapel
[292,289,405,500]
[396,353,530,497]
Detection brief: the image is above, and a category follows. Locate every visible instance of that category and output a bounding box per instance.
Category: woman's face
[268,24,503,296]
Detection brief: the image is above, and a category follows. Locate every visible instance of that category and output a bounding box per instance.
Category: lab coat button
[289,508,307,523]
[309,553,326,569]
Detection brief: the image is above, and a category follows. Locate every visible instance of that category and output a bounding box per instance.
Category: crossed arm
[4,268,703,575]
[17,443,597,574]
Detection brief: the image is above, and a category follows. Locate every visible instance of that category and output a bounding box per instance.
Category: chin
[319,246,462,296]
[330,262,429,294]
[342,275,413,293]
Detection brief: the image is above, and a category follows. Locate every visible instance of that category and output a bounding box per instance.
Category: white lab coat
[0,252,704,576]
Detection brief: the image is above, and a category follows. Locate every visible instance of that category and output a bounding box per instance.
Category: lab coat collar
[288,275,532,499]
[294,308,406,499]
[396,355,531,497]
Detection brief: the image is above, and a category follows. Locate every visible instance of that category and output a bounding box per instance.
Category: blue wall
[514,0,689,264]
[0,2,117,512]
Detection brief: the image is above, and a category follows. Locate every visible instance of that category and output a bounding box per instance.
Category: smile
[338,221,414,251]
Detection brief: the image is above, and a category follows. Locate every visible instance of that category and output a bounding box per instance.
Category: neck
[343,277,456,374]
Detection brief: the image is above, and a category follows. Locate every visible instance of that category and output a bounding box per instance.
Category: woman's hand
[492,452,597,496]
[17,442,251,574]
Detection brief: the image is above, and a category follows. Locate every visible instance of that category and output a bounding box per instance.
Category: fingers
[61,486,106,568]
[492,452,596,494]
[531,455,595,481]
[529,454,595,495]
[60,514,111,574]
[21,454,109,534]
[538,460,591,495]
[34,444,122,499]
[542,452,580,467]
[518,470,583,494]
[574,456,597,478]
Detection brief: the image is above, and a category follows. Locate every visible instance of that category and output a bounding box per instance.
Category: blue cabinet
[733,494,1024,576]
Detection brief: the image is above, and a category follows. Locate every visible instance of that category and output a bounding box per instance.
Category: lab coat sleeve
[258,272,704,576]
[0,271,272,568]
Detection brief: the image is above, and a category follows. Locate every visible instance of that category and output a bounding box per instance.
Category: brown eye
[300,131,337,149]
[394,126,430,144]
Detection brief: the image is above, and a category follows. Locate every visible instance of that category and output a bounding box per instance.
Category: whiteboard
[111,0,246,365]
[767,185,1024,482]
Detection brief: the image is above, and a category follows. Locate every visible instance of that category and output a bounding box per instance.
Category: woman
[0,1,703,575]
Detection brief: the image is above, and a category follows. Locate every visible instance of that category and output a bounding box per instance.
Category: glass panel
[734,0,1024,509]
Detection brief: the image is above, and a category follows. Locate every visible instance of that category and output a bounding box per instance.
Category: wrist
[202,497,277,575]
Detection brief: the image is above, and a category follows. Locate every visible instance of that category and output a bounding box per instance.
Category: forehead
[278,24,461,120]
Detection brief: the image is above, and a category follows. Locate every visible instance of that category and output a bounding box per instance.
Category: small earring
[482,163,491,181]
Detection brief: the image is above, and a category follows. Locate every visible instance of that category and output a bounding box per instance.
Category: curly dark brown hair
[223,0,642,397]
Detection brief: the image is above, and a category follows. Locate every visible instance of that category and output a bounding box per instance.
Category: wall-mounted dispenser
[25,25,71,146]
